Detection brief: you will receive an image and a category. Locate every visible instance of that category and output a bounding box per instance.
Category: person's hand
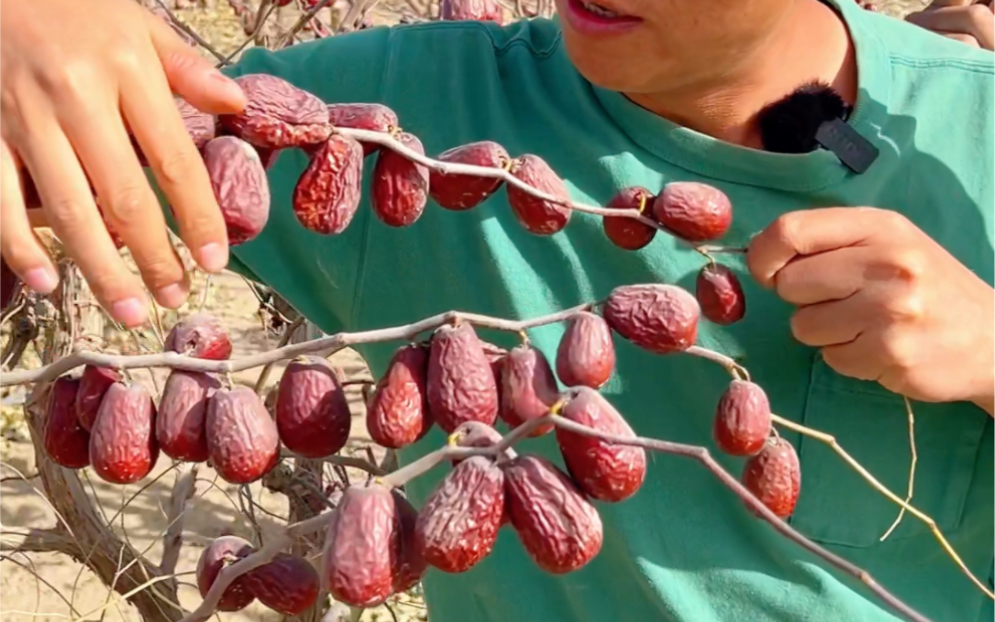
[746,208,995,415]
[0,0,246,328]
[905,0,994,51]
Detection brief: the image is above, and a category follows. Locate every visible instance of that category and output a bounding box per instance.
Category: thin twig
[880,396,918,541]
[151,0,227,62]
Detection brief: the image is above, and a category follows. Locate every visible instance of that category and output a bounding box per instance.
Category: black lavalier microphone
[757,81,879,174]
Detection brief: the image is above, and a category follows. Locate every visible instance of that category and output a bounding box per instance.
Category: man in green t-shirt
[1,0,992,621]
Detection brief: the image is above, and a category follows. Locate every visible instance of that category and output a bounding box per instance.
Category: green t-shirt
[212,1,994,620]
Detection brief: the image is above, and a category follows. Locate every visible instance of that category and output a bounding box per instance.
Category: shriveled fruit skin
[371,133,429,227]
[556,387,646,502]
[367,344,432,449]
[440,0,503,22]
[713,380,771,456]
[276,356,352,458]
[448,420,515,466]
[327,103,398,155]
[742,437,801,519]
[391,490,428,593]
[44,377,90,469]
[293,134,364,235]
[196,536,256,612]
[89,383,159,484]
[164,313,233,360]
[427,323,499,433]
[206,386,280,484]
[75,365,121,431]
[556,311,615,389]
[500,344,559,436]
[602,186,657,250]
[429,141,508,210]
[415,455,504,573]
[696,263,746,325]
[220,74,331,149]
[242,553,319,615]
[502,454,603,574]
[506,154,571,235]
[323,484,398,608]
[202,136,271,245]
[652,181,732,242]
[157,370,220,462]
[603,284,700,354]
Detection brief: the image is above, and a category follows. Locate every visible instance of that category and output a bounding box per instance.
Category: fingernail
[111,297,147,327]
[197,243,229,273]
[23,267,58,294]
[155,282,189,309]
[211,72,245,106]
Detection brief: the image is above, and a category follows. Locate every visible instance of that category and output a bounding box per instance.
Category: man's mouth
[564,0,643,32]
[578,0,622,18]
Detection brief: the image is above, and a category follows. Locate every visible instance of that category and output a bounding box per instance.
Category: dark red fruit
[367,344,432,449]
[502,454,603,574]
[156,370,220,462]
[164,313,233,360]
[371,132,429,227]
[448,420,515,466]
[89,382,159,484]
[202,135,271,246]
[293,134,365,235]
[275,355,352,458]
[556,387,646,502]
[742,437,801,519]
[696,263,746,325]
[196,536,256,612]
[652,181,732,242]
[75,365,121,431]
[415,455,504,573]
[43,377,90,469]
[392,489,428,593]
[500,344,559,437]
[322,483,399,608]
[603,283,700,354]
[326,103,398,155]
[555,311,615,389]
[220,74,331,149]
[427,322,500,433]
[713,380,771,456]
[429,141,509,210]
[206,386,280,484]
[602,186,657,250]
[506,154,571,235]
[242,553,319,615]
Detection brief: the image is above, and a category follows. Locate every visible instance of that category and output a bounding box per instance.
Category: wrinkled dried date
[448,420,516,469]
[196,536,256,612]
[243,553,320,615]
[293,134,365,235]
[713,380,771,456]
[202,136,271,246]
[652,181,732,242]
[75,365,121,431]
[44,377,90,469]
[392,489,428,593]
[157,370,220,462]
[556,387,646,502]
[276,356,352,458]
[371,133,429,227]
[327,103,398,155]
[603,284,700,354]
[429,141,509,210]
[415,455,504,573]
[89,382,159,484]
[220,74,331,149]
[164,313,233,360]
[507,154,571,235]
[206,386,280,484]
[696,263,746,325]
[502,454,603,574]
[427,322,499,433]
[742,437,801,518]
[500,344,559,436]
[367,344,432,449]
[556,311,615,389]
[602,186,657,250]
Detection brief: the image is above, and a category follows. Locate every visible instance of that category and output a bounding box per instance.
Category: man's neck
[625,0,857,149]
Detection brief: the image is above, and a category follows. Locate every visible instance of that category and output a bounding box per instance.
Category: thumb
[144,12,246,115]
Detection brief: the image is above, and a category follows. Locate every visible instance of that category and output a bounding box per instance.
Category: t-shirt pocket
[788,357,989,548]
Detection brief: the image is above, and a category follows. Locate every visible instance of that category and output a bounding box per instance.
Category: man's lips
[563,0,643,33]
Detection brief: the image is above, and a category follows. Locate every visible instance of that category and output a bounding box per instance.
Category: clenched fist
[747,207,994,416]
